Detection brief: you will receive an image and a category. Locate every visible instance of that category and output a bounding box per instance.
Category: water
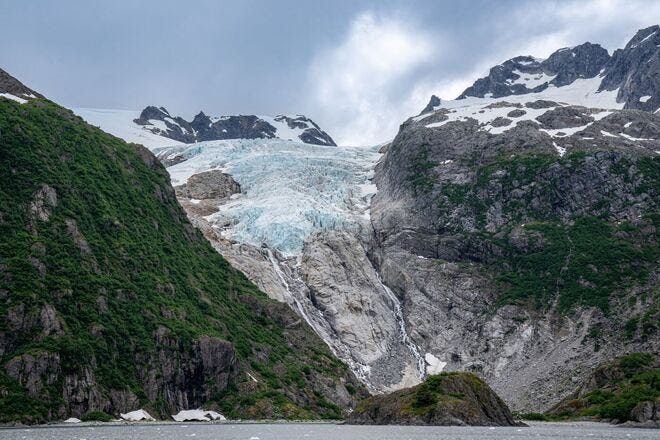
[1,422,657,440]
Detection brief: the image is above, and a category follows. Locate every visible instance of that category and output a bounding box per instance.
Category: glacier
[154,138,381,256]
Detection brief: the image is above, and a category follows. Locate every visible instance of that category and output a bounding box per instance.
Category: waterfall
[378,276,426,379]
[264,248,375,388]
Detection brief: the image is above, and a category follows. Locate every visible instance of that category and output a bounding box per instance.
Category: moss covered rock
[348,372,521,426]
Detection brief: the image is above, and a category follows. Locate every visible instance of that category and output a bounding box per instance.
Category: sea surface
[1,422,658,440]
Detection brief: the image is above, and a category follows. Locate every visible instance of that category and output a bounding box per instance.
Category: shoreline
[0,420,642,430]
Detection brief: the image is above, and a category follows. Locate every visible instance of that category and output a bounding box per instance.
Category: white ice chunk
[63,417,81,423]
[120,409,156,422]
[172,409,226,422]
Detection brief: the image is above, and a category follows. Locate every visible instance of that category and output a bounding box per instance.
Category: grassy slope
[0,98,361,423]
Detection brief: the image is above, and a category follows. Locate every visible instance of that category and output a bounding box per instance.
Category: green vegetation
[81,411,113,422]
[410,373,468,413]
[0,98,360,423]
[495,216,658,313]
[548,353,659,423]
[432,151,659,315]
[409,146,437,192]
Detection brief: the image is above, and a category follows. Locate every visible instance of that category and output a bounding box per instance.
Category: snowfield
[417,76,623,134]
[73,107,184,149]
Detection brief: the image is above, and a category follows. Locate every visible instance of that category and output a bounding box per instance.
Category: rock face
[175,170,241,200]
[370,98,659,410]
[362,26,660,411]
[420,95,441,114]
[133,106,336,146]
[348,372,520,426]
[458,42,610,100]
[600,25,660,112]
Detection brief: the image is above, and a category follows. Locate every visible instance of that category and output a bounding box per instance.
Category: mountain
[145,26,660,414]
[370,26,660,410]
[0,71,364,424]
[75,105,336,148]
[457,25,660,112]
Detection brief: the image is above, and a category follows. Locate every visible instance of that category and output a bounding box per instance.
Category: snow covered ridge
[131,105,336,147]
[153,138,380,256]
[424,25,660,114]
[74,105,337,149]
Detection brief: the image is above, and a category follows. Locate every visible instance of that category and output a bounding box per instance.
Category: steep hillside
[0,89,365,423]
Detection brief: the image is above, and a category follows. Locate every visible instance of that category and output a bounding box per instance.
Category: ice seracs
[154,138,379,256]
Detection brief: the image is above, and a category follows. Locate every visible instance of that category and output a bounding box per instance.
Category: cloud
[496,0,660,58]
[305,2,660,146]
[306,11,439,145]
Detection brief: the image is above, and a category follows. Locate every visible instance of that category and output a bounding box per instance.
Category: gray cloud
[1,0,657,145]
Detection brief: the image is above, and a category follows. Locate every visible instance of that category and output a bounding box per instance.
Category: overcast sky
[2,0,659,145]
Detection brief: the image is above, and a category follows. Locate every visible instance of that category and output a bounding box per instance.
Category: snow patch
[507,70,556,88]
[63,417,81,423]
[639,95,652,103]
[0,93,27,104]
[425,353,447,375]
[553,142,566,157]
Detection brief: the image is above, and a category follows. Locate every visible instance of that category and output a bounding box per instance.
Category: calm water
[0,422,658,440]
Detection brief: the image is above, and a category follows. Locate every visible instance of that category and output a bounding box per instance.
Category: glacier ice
[155,138,381,256]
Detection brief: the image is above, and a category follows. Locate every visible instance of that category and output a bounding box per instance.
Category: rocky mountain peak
[420,95,441,114]
[625,25,660,50]
[599,25,660,111]
[543,42,610,86]
[132,105,336,146]
[454,25,660,113]
[0,68,44,102]
[133,105,171,124]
